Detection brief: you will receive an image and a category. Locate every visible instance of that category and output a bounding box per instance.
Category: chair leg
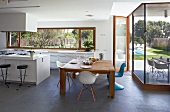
[67,75,70,88]
[115,82,124,90]
[57,72,74,88]
[67,73,75,84]
[57,80,60,87]
[91,85,95,94]
[69,76,75,84]
[90,85,95,102]
[152,70,157,77]
[77,84,84,100]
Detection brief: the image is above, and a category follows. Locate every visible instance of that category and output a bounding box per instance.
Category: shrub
[152,44,167,50]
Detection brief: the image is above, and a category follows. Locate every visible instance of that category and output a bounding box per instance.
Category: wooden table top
[61,59,114,73]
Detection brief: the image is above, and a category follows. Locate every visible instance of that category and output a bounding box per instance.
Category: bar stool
[16,64,29,90]
[0,64,11,88]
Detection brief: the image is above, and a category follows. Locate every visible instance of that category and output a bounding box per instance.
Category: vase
[30,52,34,57]
[85,48,90,52]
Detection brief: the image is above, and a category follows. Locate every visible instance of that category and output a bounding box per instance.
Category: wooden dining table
[60,59,115,98]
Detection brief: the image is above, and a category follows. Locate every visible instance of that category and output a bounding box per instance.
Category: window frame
[6,32,20,48]
[6,27,96,50]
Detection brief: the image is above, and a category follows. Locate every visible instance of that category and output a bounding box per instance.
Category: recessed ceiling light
[85,14,93,17]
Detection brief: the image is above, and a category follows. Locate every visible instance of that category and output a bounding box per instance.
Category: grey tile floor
[0,70,169,112]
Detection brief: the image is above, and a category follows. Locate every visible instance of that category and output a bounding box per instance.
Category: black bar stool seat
[17,65,28,69]
[0,64,11,68]
[0,64,11,88]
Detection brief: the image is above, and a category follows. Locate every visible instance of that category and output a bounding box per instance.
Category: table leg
[60,68,66,94]
[168,64,170,84]
[109,71,115,98]
[72,72,76,79]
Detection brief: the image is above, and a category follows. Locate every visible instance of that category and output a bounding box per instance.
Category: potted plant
[83,39,94,52]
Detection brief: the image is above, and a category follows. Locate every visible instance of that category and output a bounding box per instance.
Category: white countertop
[0,54,47,60]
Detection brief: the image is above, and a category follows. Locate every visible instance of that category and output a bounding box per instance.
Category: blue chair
[107,62,126,90]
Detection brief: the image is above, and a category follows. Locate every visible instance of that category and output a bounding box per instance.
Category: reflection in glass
[115,18,126,68]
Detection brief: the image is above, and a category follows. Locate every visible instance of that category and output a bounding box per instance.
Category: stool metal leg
[1,68,4,81]
[23,68,27,84]
[17,68,29,90]
[5,68,9,88]
[19,69,23,86]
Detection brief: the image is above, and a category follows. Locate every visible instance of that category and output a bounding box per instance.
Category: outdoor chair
[153,60,168,80]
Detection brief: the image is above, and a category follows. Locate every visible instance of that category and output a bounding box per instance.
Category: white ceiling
[0,0,169,22]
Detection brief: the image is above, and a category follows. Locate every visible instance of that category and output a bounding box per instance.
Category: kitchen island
[0,54,50,85]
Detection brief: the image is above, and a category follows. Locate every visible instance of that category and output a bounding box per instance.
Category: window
[81,29,94,48]
[7,27,95,50]
[7,32,19,47]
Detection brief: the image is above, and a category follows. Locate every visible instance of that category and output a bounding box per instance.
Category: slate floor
[0,70,169,112]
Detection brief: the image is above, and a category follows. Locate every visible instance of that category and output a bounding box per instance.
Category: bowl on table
[83,60,93,65]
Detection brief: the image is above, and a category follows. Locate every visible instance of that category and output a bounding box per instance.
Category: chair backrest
[147,58,154,66]
[153,60,168,69]
[79,71,98,85]
[56,61,65,68]
[118,62,126,75]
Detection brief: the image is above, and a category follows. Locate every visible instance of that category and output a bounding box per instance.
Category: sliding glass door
[113,16,129,71]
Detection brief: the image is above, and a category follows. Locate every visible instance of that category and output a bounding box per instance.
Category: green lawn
[134,48,170,60]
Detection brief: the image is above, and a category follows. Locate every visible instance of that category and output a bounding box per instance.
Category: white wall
[38,16,113,61]
[0,32,6,49]
[0,17,113,61]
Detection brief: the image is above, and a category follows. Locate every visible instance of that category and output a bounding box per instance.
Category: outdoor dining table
[153,57,170,84]
[59,59,115,98]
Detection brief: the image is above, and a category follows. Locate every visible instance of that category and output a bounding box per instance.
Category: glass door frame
[113,16,130,71]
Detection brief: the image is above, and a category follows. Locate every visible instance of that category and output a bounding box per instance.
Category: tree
[146,23,162,46]
[134,20,144,40]
[81,30,93,41]
[28,30,57,48]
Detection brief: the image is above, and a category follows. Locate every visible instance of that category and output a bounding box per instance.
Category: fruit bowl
[83,60,93,65]
[89,57,99,62]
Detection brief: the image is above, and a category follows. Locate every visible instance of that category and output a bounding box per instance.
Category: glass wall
[132,3,170,85]
[145,4,170,85]
[133,5,145,83]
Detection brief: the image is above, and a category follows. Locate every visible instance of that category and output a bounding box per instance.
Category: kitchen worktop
[0,54,47,60]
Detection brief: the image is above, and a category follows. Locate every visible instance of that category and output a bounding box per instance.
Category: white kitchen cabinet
[47,52,58,69]
[58,53,76,63]
[0,59,5,64]
[0,54,50,85]
[42,51,94,69]
[76,52,94,59]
